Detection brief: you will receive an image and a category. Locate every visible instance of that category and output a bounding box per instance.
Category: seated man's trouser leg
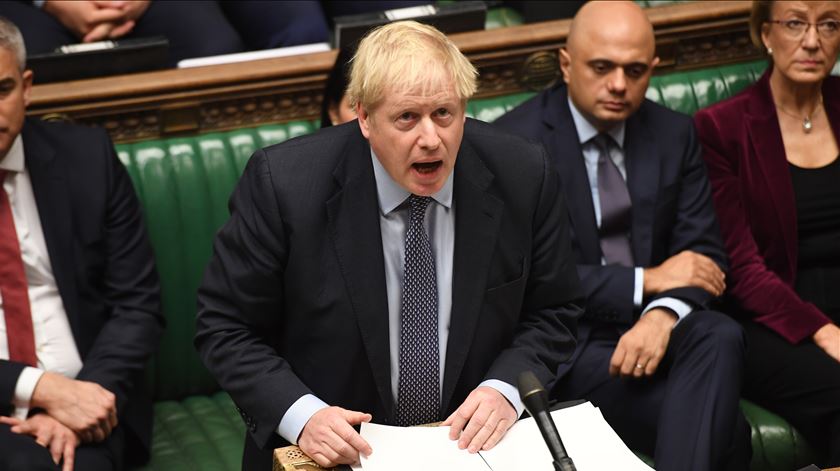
[0,422,124,471]
[554,311,751,471]
[742,321,840,467]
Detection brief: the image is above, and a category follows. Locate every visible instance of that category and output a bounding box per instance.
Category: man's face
[0,48,30,161]
[357,79,465,196]
[560,27,658,131]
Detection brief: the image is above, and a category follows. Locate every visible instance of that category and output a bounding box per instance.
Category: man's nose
[608,68,627,94]
[417,117,441,149]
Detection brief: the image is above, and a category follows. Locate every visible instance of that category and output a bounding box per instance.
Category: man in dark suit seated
[0,17,163,471]
[195,19,584,471]
[495,2,751,470]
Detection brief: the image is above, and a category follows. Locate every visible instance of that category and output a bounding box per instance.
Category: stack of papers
[357,402,653,470]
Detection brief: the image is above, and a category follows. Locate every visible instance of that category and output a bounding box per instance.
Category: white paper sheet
[360,422,490,471]
[359,402,653,470]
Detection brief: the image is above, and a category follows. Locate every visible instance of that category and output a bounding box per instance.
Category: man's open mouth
[413,161,443,174]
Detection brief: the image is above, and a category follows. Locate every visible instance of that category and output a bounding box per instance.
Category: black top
[789,157,840,269]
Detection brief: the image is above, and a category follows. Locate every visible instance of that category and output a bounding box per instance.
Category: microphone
[518,371,577,471]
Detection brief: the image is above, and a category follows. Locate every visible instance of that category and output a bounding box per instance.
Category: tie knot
[408,195,433,217]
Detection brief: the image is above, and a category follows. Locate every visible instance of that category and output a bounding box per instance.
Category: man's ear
[22,69,33,107]
[559,48,571,84]
[651,56,660,70]
[357,103,371,139]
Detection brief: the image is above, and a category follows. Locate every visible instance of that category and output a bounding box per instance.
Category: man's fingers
[62,441,75,471]
[482,417,512,450]
[333,419,372,457]
[463,409,497,452]
[108,20,135,38]
[83,22,115,42]
[608,345,626,376]
[446,399,480,440]
[49,435,65,464]
[0,416,21,426]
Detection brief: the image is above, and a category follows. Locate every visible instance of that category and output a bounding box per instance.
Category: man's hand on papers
[610,307,676,378]
[29,372,117,443]
[442,386,517,454]
[298,406,373,468]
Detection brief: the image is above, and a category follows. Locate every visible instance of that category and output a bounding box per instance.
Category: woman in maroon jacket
[694,0,840,465]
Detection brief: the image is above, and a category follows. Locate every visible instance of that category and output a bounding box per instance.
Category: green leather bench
[120,58,820,471]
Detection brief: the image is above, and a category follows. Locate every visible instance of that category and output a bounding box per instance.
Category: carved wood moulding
[29,1,756,143]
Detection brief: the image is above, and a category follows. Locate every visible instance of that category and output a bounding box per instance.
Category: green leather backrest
[117,59,773,401]
[117,123,315,400]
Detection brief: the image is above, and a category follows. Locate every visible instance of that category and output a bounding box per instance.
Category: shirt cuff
[479,379,524,419]
[633,267,644,307]
[276,394,329,445]
[642,297,693,326]
[13,366,45,419]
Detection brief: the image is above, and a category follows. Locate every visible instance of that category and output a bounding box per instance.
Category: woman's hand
[813,323,840,362]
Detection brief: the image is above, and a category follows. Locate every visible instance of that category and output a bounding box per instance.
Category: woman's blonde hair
[346,20,478,111]
[750,1,774,51]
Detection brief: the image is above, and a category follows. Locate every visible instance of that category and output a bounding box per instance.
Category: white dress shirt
[0,135,83,419]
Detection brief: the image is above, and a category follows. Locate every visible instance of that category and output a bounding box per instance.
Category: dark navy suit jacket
[495,84,727,375]
[195,118,584,471]
[0,118,163,461]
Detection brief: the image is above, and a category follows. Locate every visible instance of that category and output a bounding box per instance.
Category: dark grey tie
[595,134,634,267]
[396,195,440,426]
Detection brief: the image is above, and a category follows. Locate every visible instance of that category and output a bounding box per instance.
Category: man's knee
[2,444,58,471]
[676,310,745,357]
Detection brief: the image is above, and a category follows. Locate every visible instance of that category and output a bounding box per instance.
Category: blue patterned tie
[595,134,634,267]
[396,195,440,426]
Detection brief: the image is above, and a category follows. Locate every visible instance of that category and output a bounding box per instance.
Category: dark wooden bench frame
[28,1,758,144]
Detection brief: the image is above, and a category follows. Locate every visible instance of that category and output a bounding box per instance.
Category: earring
[767,47,773,55]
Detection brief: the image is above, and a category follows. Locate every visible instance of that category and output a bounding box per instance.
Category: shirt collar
[370,149,454,215]
[0,135,25,173]
[567,96,625,148]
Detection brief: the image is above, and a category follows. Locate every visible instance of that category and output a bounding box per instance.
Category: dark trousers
[0,422,124,471]
[742,320,840,467]
[554,311,751,471]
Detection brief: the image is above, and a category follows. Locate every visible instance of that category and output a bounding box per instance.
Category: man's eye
[434,108,451,118]
[625,65,647,78]
[591,62,612,74]
[398,112,415,121]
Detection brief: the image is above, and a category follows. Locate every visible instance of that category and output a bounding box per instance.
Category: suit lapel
[325,133,395,419]
[624,111,659,267]
[21,121,81,340]
[441,142,503,414]
[745,72,797,267]
[541,89,601,263]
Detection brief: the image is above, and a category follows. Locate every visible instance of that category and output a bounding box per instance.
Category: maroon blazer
[694,68,838,344]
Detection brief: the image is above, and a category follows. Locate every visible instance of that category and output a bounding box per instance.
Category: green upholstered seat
[120,59,818,470]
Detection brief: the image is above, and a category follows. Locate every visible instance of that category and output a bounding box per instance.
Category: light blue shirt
[567,98,692,322]
[275,150,523,444]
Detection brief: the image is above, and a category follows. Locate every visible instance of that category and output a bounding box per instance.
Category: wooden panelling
[28,1,757,142]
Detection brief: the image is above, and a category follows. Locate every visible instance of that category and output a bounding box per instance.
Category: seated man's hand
[298,406,372,468]
[43,1,149,42]
[442,386,516,453]
[29,372,117,443]
[813,323,840,362]
[610,308,677,378]
[644,250,725,297]
[0,413,79,471]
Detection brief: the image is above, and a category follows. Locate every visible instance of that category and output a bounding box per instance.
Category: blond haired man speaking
[195,21,583,470]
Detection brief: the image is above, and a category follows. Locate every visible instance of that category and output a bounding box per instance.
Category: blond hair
[750,1,774,51]
[346,20,478,111]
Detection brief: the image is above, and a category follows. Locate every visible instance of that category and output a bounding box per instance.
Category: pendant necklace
[775,97,823,134]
